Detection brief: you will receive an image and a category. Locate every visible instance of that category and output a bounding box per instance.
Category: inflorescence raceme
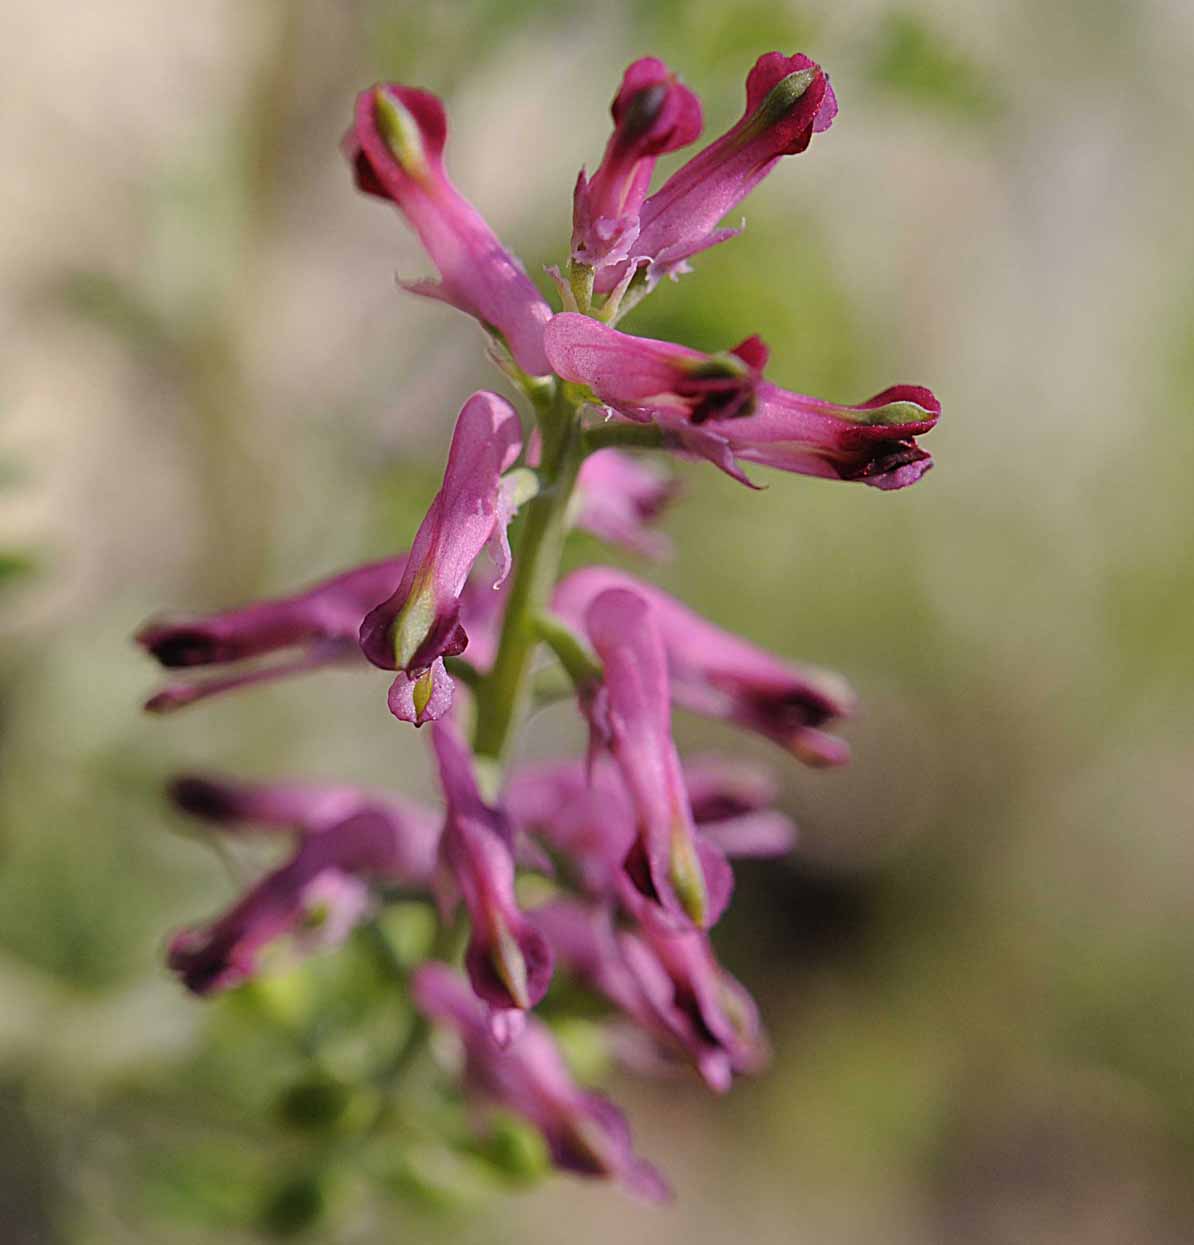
[138,51,940,1204]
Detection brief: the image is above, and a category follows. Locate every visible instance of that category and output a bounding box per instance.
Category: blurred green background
[3,1,1194,1241]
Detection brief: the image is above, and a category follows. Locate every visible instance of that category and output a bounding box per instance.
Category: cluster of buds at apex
[582,588,733,930]
[359,392,524,725]
[572,57,702,273]
[535,900,767,1093]
[135,558,405,713]
[413,964,669,1200]
[572,448,677,559]
[431,722,553,1022]
[555,566,854,767]
[595,51,837,292]
[346,83,553,376]
[504,755,795,900]
[165,775,440,995]
[546,313,940,489]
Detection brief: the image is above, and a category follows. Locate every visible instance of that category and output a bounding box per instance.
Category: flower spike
[359,392,523,725]
[346,83,553,375]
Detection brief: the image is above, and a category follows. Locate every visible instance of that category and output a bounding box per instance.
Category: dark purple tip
[169,775,245,823]
[138,625,229,668]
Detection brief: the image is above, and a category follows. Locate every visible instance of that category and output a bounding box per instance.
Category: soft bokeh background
[3,1,1194,1241]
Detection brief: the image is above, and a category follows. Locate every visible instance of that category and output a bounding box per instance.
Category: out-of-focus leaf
[867,12,1003,121]
[45,270,174,356]
[0,551,36,585]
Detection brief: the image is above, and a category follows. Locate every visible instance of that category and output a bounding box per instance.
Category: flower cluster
[139,51,938,1205]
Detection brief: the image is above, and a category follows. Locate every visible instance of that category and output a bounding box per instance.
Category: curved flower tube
[359,392,523,725]
[431,721,553,1018]
[136,558,405,713]
[346,83,552,375]
[583,587,732,929]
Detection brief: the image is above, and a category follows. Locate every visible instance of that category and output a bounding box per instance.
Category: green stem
[582,421,665,454]
[472,385,585,763]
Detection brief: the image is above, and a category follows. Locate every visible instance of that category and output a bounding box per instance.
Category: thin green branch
[532,611,602,691]
[582,421,666,454]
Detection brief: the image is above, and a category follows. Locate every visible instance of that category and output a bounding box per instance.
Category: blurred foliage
[866,12,1003,120]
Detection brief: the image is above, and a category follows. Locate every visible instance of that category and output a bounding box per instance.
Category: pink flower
[619,917,767,1092]
[596,52,837,292]
[534,899,767,1092]
[346,83,552,375]
[546,312,763,425]
[572,57,702,273]
[166,778,440,995]
[431,722,553,1017]
[694,382,942,490]
[136,558,405,713]
[504,755,795,899]
[359,392,523,725]
[555,567,854,767]
[573,449,677,558]
[412,963,669,1200]
[546,314,940,489]
[583,587,733,929]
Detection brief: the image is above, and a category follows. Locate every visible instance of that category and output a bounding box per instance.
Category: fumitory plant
[137,49,939,1223]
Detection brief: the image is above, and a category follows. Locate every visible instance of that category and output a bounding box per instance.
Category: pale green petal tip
[374,87,429,179]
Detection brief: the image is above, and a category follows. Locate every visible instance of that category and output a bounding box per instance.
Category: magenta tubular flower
[534,899,766,1093]
[546,314,940,488]
[583,588,732,929]
[136,558,404,713]
[573,449,677,559]
[167,791,441,995]
[346,83,552,375]
[505,755,795,899]
[596,51,837,292]
[555,567,854,767]
[618,919,767,1093]
[359,392,523,725]
[572,57,702,273]
[412,963,669,1200]
[546,312,764,425]
[431,722,553,1015]
[696,381,943,490]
